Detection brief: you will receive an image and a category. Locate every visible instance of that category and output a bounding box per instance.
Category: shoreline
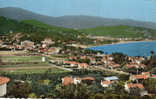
[88,40,156,48]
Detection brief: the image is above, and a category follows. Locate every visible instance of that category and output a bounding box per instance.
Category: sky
[0,0,156,22]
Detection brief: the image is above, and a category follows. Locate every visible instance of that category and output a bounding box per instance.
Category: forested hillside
[81,25,156,38]
[0,16,90,44]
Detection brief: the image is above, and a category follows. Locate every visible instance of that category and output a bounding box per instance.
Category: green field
[1,56,43,63]
[81,25,156,38]
[0,67,70,74]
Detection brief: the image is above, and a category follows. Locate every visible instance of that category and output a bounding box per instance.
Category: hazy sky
[0,0,156,22]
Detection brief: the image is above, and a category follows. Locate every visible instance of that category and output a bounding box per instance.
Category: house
[89,57,96,65]
[62,77,81,86]
[78,63,89,69]
[0,40,3,45]
[63,61,78,67]
[150,75,156,79]
[21,40,34,50]
[124,83,148,96]
[104,76,119,81]
[0,77,10,97]
[62,77,74,86]
[47,47,60,54]
[41,38,54,48]
[82,77,95,81]
[42,38,54,44]
[101,80,113,87]
[129,72,150,81]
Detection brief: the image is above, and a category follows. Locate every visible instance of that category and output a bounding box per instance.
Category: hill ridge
[1,7,156,29]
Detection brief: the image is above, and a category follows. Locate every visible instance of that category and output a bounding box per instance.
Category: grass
[0,55,70,74]
[1,56,43,63]
[0,51,26,55]
[0,67,70,74]
[0,62,50,68]
[81,25,156,38]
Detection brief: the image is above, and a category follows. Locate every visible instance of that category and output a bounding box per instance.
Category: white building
[101,80,113,87]
[0,77,10,97]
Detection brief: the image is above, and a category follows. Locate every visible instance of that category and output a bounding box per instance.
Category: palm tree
[150,50,155,56]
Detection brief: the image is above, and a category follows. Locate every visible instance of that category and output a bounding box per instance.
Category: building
[82,77,95,81]
[0,77,10,97]
[101,80,113,87]
[21,40,34,50]
[78,63,89,69]
[104,76,119,81]
[63,61,78,67]
[62,77,81,86]
[41,38,54,48]
[129,72,150,81]
[124,83,148,96]
[62,77,74,86]
[47,47,60,54]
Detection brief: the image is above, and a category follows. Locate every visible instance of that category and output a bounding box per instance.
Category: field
[0,54,69,74]
[81,25,156,38]
[0,51,26,56]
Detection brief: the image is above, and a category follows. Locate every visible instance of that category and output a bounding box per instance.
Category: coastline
[88,40,156,48]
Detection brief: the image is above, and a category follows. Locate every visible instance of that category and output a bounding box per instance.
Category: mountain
[1,7,156,29]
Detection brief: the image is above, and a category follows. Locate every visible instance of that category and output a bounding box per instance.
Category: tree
[8,82,32,98]
[143,78,156,94]
[56,83,93,99]
[112,53,130,65]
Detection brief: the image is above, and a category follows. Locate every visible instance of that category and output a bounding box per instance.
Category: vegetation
[143,78,156,94]
[0,16,92,44]
[81,25,156,38]
[112,52,130,65]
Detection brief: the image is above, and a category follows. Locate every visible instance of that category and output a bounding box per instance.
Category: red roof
[101,81,113,85]
[127,83,144,89]
[151,75,156,78]
[64,61,78,65]
[62,77,74,86]
[134,74,149,79]
[82,77,95,81]
[0,77,10,85]
[78,63,89,68]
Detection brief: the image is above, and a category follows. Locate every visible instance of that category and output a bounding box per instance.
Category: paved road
[92,66,130,75]
[49,63,73,72]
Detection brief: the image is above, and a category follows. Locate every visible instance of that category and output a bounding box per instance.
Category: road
[92,66,130,75]
[49,63,73,72]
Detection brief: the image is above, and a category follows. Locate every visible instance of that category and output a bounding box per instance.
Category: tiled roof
[64,61,78,65]
[142,72,150,75]
[62,77,74,86]
[134,75,149,79]
[151,75,156,78]
[101,81,113,85]
[127,83,144,89]
[0,77,10,85]
[82,77,95,81]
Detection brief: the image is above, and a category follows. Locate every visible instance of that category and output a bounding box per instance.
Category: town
[0,32,156,98]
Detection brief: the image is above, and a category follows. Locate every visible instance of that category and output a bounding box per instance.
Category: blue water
[89,41,156,56]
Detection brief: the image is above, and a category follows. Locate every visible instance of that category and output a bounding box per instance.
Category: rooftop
[0,77,10,85]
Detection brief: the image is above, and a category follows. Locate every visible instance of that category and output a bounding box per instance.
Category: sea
[89,41,156,57]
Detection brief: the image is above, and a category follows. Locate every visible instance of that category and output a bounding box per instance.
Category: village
[0,33,156,98]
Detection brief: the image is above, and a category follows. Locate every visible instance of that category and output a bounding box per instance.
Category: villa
[62,76,94,86]
[0,77,10,97]
[124,83,148,96]
[129,72,150,81]
[101,80,114,87]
